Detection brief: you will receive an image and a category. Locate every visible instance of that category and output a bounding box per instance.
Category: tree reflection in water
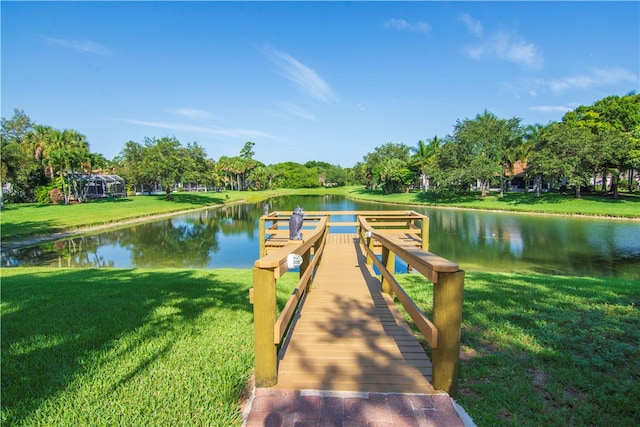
[3,195,639,279]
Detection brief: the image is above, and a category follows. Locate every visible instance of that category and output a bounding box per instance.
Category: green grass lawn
[2,268,638,426]
[0,268,298,427]
[2,186,638,424]
[396,272,640,426]
[346,188,640,219]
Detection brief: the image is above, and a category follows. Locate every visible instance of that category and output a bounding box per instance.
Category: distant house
[84,174,126,198]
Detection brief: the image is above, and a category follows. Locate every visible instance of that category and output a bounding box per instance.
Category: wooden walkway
[272,233,437,394]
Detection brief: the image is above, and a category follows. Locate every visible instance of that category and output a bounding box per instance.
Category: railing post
[432,269,464,397]
[381,245,395,296]
[259,216,266,257]
[253,266,278,387]
[421,216,429,252]
[367,235,375,266]
[300,247,311,290]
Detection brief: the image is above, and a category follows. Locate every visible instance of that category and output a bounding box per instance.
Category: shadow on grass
[1,219,61,242]
[397,272,640,425]
[0,268,253,425]
[413,191,479,204]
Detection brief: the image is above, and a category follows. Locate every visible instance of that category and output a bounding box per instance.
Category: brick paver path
[243,388,467,427]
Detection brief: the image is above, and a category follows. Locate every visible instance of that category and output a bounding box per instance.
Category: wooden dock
[272,233,437,394]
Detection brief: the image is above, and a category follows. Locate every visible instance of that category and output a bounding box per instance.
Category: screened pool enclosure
[84,174,126,198]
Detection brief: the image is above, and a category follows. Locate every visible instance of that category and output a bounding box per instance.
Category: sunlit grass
[3,267,638,425]
[396,272,640,426]
[347,188,640,219]
[1,267,298,426]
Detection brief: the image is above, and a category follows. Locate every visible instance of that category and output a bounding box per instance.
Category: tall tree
[528,122,597,198]
[139,136,186,200]
[115,141,145,193]
[564,93,640,197]
[45,129,90,203]
[521,123,546,195]
[362,142,412,192]
[181,142,212,190]
[240,141,255,160]
[1,109,33,201]
[410,136,441,192]
[452,111,522,196]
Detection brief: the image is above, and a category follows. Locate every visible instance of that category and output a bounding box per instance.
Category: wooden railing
[251,214,329,387]
[358,213,464,396]
[251,210,464,396]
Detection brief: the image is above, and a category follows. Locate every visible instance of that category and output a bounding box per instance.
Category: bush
[34,184,56,203]
[49,189,64,204]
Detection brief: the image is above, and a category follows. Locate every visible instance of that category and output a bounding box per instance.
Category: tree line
[354,93,639,199]
[2,93,638,204]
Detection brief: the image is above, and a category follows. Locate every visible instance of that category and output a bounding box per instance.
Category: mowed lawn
[1,268,298,427]
[2,188,639,425]
[2,268,638,426]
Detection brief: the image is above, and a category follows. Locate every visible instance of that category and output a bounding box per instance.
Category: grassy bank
[345,187,640,219]
[396,273,639,426]
[2,268,638,426]
[0,267,298,426]
[2,186,638,244]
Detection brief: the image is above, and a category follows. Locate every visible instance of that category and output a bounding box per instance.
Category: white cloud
[459,14,483,38]
[465,32,543,70]
[384,18,431,34]
[530,105,573,113]
[279,103,316,121]
[124,119,272,139]
[545,67,637,92]
[171,108,217,121]
[42,36,112,55]
[262,47,337,103]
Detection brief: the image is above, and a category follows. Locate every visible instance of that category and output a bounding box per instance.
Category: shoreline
[0,203,230,251]
[2,194,638,252]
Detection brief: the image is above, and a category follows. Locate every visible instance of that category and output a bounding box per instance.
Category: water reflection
[3,195,639,279]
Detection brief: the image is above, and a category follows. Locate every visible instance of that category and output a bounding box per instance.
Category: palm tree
[25,125,54,177]
[522,124,545,196]
[410,136,441,192]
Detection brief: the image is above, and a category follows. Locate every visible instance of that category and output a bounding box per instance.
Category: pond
[3,195,639,280]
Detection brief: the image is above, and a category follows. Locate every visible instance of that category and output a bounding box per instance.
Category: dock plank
[272,234,436,394]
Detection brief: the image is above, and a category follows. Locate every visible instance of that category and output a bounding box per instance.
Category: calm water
[3,195,639,279]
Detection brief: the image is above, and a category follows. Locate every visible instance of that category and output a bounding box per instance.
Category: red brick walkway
[242,388,471,427]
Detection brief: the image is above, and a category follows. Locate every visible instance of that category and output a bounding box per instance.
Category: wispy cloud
[459,14,483,38]
[42,36,113,55]
[465,32,543,70]
[459,14,542,70]
[530,105,573,113]
[262,47,337,103]
[171,107,217,121]
[543,67,637,92]
[124,119,272,139]
[279,103,316,121]
[384,18,431,34]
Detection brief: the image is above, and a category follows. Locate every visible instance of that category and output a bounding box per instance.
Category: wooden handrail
[252,214,329,387]
[274,230,327,343]
[361,239,439,348]
[253,210,462,396]
[359,217,456,283]
[357,214,463,396]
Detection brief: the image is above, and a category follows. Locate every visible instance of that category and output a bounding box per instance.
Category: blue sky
[2,1,638,167]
